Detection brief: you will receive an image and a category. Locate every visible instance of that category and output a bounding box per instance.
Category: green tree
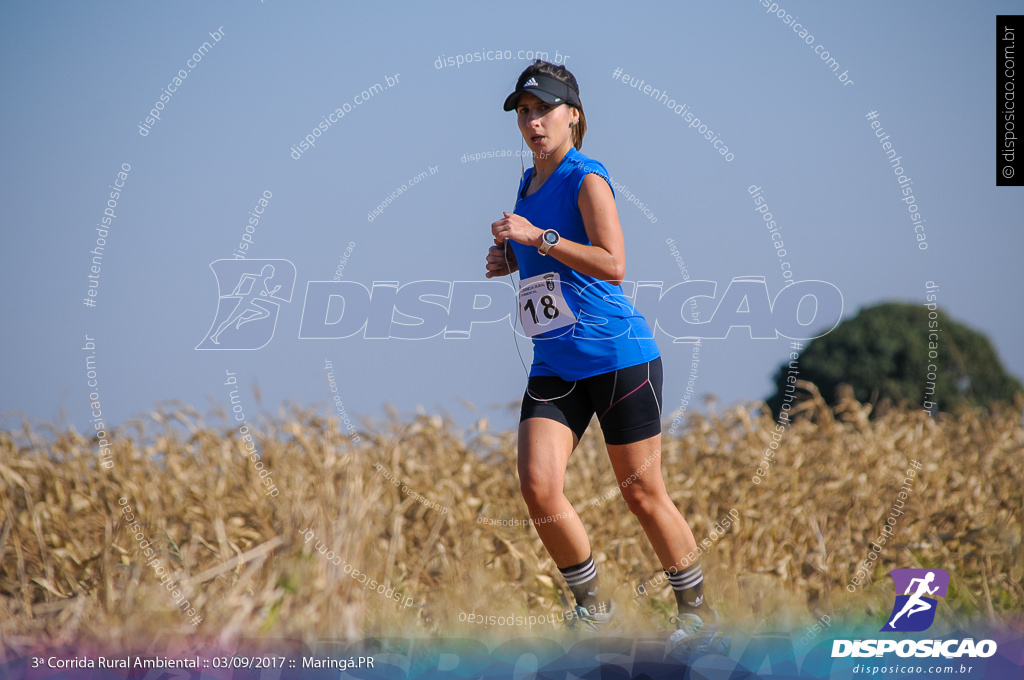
[766,302,1022,418]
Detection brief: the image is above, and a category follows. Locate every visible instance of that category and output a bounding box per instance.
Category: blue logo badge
[881,568,949,632]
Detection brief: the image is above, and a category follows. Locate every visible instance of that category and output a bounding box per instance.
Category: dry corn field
[1,387,1022,655]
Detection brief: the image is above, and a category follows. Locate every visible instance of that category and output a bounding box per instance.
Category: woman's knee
[619,483,666,519]
[519,476,561,510]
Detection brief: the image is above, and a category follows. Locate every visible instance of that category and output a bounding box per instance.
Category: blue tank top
[510,147,660,380]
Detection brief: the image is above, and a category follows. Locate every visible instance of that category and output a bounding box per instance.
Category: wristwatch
[538,229,560,255]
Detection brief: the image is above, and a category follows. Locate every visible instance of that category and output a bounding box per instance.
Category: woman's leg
[607,433,712,617]
[518,417,613,616]
[605,433,697,569]
[517,417,590,566]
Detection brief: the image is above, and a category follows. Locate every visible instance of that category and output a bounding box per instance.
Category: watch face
[544,231,559,245]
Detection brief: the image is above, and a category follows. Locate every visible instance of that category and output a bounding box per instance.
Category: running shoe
[667,608,730,656]
[566,599,617,632]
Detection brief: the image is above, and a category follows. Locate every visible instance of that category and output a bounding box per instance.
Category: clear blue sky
[2,1,1021,437]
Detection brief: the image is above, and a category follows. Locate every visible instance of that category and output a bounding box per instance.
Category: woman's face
[516,92,575,158]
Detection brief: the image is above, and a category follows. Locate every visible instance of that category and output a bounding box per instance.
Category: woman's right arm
[484,239,518,278]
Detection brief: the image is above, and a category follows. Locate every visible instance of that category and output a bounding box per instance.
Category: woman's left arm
[491,174,626,283]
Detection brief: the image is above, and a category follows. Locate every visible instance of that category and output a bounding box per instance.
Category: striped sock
[667,563,711,616]
[559,554,601,613]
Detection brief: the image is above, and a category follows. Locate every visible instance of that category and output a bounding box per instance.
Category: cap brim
[503,88,566,111]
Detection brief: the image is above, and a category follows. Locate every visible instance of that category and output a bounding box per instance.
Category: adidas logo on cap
[524,77,539,87]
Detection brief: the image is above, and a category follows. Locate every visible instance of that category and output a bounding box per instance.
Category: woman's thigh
[606,432,669,501]
[517,417,578,497]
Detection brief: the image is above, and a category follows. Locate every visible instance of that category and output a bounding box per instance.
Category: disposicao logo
[832,568,998,659]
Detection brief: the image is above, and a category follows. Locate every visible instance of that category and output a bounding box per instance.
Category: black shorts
[519,357,663,446]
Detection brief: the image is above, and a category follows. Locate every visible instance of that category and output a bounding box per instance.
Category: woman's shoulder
[564,148,611,181]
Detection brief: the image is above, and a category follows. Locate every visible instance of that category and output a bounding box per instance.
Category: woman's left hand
[491,211,542,247]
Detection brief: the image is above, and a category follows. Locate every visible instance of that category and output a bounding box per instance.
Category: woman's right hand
[485,239,518,278]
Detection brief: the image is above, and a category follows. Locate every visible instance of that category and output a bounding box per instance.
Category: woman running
[484,60,725,652]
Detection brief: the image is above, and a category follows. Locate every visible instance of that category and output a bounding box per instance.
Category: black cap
[503,74,581,111]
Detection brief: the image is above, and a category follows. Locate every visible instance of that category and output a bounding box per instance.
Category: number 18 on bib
[518,272,576,337]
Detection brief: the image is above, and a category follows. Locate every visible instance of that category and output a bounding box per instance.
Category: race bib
[518,272,576,337]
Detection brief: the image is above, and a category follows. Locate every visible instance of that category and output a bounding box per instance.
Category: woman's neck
[532,140,574,182]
